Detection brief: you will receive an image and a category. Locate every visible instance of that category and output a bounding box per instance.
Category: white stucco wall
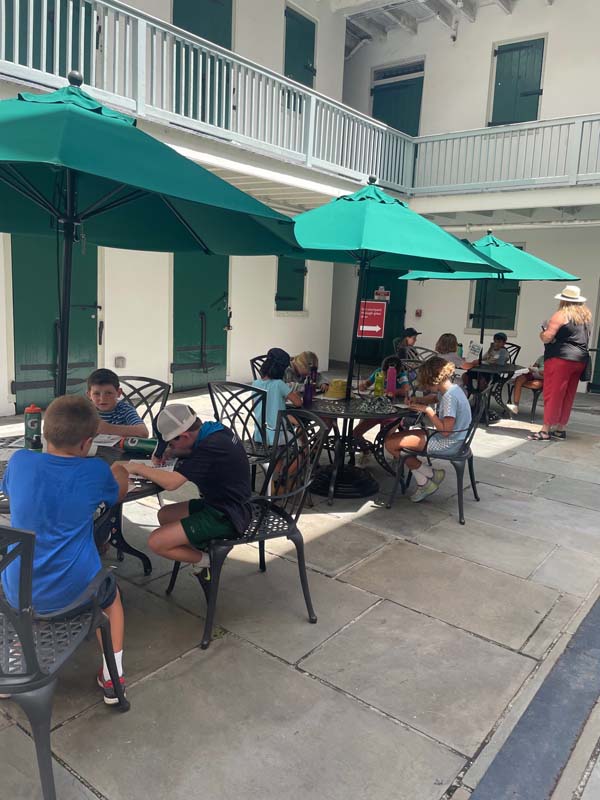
[100,249,173,383]
[228,255,333,381]
[343,0,600,135]
[329,263,359,362]
[402,227,600,390]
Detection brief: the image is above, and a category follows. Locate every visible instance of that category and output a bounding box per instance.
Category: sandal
[528,431,551,441]
[550,430,566,440]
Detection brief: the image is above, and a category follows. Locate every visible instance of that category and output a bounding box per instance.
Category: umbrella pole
[346,253,368,401]
[57,169,76,397]
[478,278,488,365]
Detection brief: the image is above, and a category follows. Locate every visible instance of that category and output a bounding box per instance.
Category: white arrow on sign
[359,325,382,332]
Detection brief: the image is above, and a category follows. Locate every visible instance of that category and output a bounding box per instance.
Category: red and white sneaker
[96,669,127,706]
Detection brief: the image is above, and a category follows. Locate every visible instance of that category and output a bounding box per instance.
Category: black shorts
[97,571,119,610]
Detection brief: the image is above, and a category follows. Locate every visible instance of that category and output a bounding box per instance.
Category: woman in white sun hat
[529,285,591,441]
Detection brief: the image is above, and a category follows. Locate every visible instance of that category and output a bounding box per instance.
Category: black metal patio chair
[164,408,328,649]
[250,354,268,381]
[0,526,128,800]
[119,375,171,437]
[507,380,543,423]
[384,384,492,525]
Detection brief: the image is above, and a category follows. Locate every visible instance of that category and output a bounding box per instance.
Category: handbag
[580,324,592,382]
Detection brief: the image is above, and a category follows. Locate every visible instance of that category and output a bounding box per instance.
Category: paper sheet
[93,434,122,447]
[128,459,176,473]
[465,341,483,361]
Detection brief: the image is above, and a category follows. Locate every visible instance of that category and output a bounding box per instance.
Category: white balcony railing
[1,0,600,198]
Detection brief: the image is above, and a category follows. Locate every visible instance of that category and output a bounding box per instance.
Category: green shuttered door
[491,38,544,126]
[372,77,424,137]
[284,7,316,88]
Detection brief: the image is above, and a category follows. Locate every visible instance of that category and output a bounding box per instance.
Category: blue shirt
[437,384,472,447]
[98,399,143,426]
[252,378,290,445]
[1,450,119,613]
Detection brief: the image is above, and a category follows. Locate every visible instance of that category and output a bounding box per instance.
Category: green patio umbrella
[0,73,294,395]
[293,180,504,399]
[400,230,579,351]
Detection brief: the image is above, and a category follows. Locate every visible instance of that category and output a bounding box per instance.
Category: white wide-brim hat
[554,285,586,303]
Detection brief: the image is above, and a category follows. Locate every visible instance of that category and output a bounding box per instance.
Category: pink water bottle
[385,365,397,395]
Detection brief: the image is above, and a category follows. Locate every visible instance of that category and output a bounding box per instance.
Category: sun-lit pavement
[2,391,600,799]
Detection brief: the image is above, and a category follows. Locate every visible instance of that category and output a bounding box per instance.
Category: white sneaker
[506,403,519,415]
[410,479,441,503]
[431,468,446,486]
[190,552,211,575]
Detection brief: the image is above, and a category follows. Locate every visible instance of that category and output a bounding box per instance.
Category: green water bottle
[24,404,42,449]
[458,342,463,358]
[373,371,385,397]
[119,437,158,455]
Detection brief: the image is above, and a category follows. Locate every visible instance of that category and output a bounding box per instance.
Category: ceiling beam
[508,208,535,218]
[422,0,455,30]
[381,7,418,35]
[471,210,494,217]
[447,0,477,22]
[333,0,400,14]
[493,0,514,13]
[349,14,387,38]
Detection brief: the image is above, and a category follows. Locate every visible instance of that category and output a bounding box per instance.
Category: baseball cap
[156,404,198,442]
[493,332,507,341]
[402,327,422,338]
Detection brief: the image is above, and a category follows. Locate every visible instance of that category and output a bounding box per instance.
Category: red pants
[543,357,584,427]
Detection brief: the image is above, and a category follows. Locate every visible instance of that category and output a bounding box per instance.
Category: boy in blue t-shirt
[1,396,129,705]
[87,368,148,438]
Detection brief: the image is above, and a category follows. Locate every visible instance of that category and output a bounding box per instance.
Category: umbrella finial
[367,175,377,185]
[68,70,83,87]
[487,228,493,235]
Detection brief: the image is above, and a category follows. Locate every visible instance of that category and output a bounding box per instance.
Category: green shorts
[181,499,237,548]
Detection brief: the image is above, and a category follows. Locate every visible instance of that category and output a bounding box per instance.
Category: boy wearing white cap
[120,404,252,568]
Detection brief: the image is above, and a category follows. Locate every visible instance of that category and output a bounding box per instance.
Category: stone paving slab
[471,457,553,493]
[522,594,583,659]
[444,484,600,555]
[414,517,554,579]
[0,708,13,730]
[3,579,203,731]
[582,752,600,800]
[535,474,600,512]
[147,545,378,663]
[498,448,600,485]
[300,601,534,756]
[530,547,600,597]
[340,541,558,650]
[102,519,175,584]
[51,639,464,800]
[0,725,96,800]
[263,513,391,576]
[327,494,453,540]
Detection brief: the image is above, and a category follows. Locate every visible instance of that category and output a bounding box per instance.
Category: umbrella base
[312,464,379,501]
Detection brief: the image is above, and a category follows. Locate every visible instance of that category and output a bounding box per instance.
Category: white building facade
[1,0,600,415]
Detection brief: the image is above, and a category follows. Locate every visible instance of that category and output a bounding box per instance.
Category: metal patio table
[466,363,523,424]
[0,437,160,574]
[309,396,412,504]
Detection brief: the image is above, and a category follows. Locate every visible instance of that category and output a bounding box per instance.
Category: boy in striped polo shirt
[87,368,148,438]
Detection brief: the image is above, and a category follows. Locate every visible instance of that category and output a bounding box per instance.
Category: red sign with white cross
[357,300,386,339]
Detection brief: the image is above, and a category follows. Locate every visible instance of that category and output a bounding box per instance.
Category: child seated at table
[120,404,252,570]
[284,351,330,394]
[435,333,464,367]
[1,396,129,704]
[506,355,544,416]
[385,357,472,503]
[353,355,411,451]
[462,332,509,394]
[253,348,302,445]
[87,368,148,438]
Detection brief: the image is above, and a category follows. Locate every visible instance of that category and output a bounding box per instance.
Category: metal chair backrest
[119,376,171,434]
[504,343,521,364]
[0,526,42,686]
[208,381,267,452]
[460,383,493,455]
[414,346,437,360]
[262,409,328,521]
[250,355,268,381]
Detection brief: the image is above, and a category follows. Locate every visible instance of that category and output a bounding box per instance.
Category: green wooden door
[11,234,98,412]
[172,254,229,392]
[372,77,424,136]
[491,39,544,126]
[173,0,232,125]
[284,7,316,88]
[355,270,407,367]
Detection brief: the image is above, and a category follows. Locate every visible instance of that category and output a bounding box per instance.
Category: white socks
[413,463,433,486]
[103,650,123,681]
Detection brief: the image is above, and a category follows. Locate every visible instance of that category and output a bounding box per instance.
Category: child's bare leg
[353,419,377,441]
[384,430,427,457]
[96,590,125,683]
[148,521,205,563]
[157,501,191,526]
[512,375,527,406]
